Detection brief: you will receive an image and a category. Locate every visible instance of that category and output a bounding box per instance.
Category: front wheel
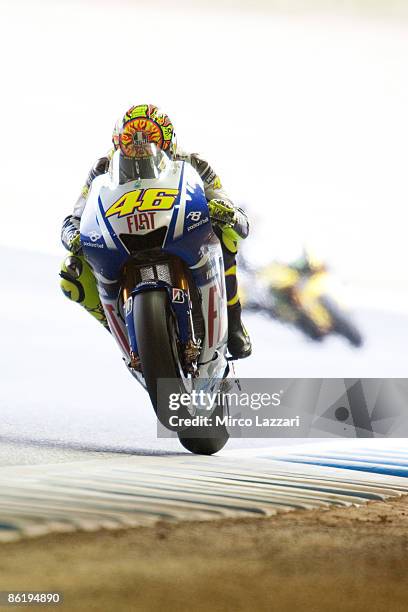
[177,403,229,455]
[133,290,190,430]
[133,289,230,452]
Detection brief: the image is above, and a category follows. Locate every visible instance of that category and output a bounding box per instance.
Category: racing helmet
[112,104,177,160]
[302,247,327,274]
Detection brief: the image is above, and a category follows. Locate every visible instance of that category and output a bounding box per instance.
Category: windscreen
[110,145,170,185]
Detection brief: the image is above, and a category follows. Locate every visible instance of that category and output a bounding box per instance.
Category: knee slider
[60,255,86,303]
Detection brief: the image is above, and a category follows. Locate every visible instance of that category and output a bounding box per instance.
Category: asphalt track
[2,247,407,465]
[1,443,408,543]
[1,248,408,541]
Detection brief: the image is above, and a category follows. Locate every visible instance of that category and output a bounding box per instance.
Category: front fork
[121,260,201,376]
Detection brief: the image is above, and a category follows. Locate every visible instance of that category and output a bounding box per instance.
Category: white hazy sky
[0,0,407,291]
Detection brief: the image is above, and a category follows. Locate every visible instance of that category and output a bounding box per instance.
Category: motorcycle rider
[60,104,251,359]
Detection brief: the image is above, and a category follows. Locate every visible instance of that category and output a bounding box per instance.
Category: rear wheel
[322,298,364,347]
[331,312,363,347]
[296,313,325,341]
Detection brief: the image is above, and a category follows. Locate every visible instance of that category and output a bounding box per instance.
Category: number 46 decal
[106,188,179,219]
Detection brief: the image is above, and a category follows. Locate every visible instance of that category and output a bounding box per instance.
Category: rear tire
[332,313,364,347]
[321,298,364,347]
[296,313,325,341]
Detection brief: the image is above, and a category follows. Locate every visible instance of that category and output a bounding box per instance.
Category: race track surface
[1,443,408,543]
[1,249,408,546]
[1,247,407,465]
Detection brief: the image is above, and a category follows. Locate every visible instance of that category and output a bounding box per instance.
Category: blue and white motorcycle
[80,146,230,454]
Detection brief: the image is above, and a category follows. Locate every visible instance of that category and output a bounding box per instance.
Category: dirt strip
[1,496,408,612]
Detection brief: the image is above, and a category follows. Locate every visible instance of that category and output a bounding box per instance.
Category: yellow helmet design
[112,104,177,159]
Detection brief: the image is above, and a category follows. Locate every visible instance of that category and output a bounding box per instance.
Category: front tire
[133,289,230,452]
[177,403,229,455]
[133,290,189,429]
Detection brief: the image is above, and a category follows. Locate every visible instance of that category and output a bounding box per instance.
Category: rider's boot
[227,302,252,359]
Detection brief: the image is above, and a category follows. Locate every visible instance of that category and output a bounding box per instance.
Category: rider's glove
[61,216,83,254]
[208,199,236,228]
[69,233,82,255]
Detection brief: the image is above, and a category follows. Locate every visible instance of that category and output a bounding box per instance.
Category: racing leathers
[60,151,252,359]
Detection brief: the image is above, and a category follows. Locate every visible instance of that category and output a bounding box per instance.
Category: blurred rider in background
[60,104,252,359]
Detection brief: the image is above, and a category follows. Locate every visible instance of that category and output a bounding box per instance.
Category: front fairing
[80,155,228,369]
[80,157,212,281]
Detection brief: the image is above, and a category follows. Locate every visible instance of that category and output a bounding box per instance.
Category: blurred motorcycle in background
[240,250,363,347]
